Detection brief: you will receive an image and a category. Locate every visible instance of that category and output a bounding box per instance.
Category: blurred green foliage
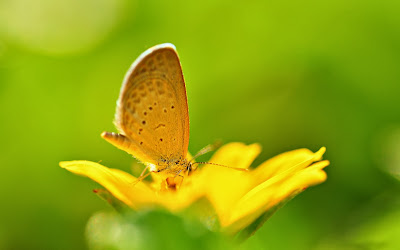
[0,0,400,249]
[85,210,237,250]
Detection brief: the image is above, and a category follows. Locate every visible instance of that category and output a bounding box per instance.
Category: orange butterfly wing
[102,44,190,166]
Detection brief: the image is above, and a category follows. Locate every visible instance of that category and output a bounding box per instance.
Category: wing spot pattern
[124,113,130,122]
[128,106,135,114]
[156,81,165,95]
[155,123,166,130]
[147,81,154,92]
[114,46,189,164]
[126,101,132,110]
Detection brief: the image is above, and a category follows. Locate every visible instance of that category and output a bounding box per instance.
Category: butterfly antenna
[190,140,223,162]
[192,162,249,172]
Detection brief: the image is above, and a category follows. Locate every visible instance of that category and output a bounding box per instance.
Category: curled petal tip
[314,147,327,160]
[59,161,69,168]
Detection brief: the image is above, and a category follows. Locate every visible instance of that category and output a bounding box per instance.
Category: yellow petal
[226,159,329,229]
[205,142,262,170]
[195,143,261,226]
[156,181,206,211]
[251,147,326,185]
[265,160,329,207]
[59,161,155,209]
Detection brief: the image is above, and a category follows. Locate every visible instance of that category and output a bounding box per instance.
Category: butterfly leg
[131,172,151,186]
[139,165,149,178]
[174,169,183,178]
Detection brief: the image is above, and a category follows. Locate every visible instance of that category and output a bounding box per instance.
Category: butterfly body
[102,44,190,178]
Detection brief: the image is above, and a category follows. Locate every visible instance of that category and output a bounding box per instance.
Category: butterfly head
[152,157,193,177]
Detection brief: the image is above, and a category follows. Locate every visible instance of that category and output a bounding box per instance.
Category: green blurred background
[1,0,400,249]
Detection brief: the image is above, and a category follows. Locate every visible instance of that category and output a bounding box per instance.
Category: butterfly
[101,44,246,186]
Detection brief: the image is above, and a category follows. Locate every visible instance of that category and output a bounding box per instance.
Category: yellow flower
[60,143,329,236]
